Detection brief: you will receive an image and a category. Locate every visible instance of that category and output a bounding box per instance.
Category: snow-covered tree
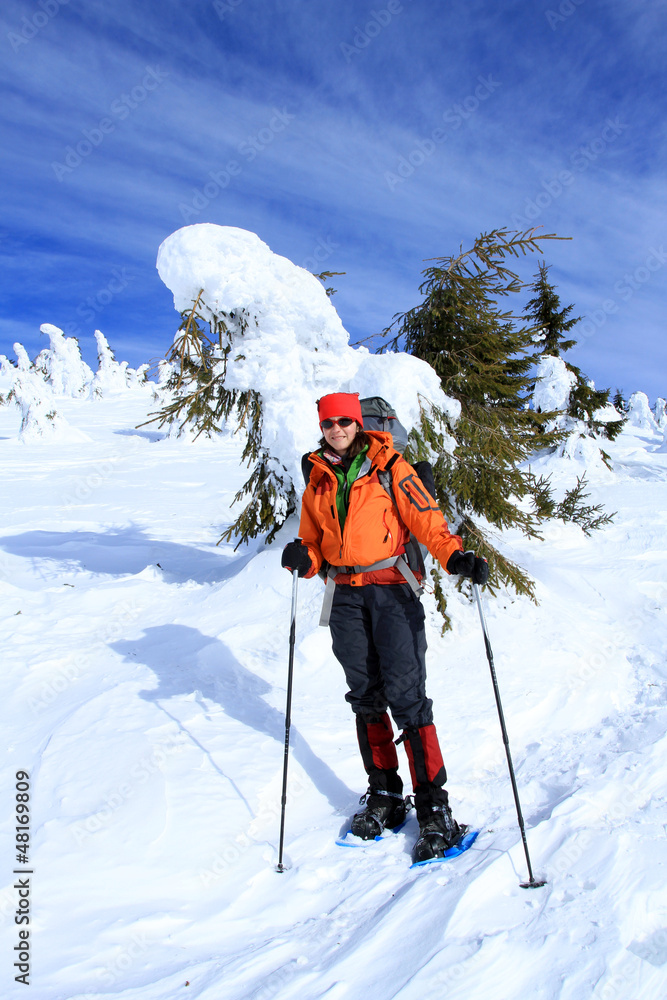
[34,324,94,397]
[14,343,32,371]
[149,224,457,549]
[90,330,148,397]
[625,391,659,433]
[531,354,621,467]
[91,329,130,396]
[0,355,14,405]
[0,334,143,441]
[3,342,71,441]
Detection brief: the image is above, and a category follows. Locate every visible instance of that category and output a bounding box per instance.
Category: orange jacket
[299,432,463,586]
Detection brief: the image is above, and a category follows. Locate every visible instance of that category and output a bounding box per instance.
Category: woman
[281,392,488,862]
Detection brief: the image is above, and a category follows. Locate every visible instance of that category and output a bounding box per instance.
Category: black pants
[329,583,434,730]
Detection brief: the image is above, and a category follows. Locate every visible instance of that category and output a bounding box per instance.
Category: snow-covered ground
[2,378,667,1000]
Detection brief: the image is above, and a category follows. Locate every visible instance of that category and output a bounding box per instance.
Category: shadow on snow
[0,526,251,585]
[111,623,353,816]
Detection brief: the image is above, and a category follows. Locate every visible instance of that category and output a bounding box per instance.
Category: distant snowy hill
[2,356,667,999]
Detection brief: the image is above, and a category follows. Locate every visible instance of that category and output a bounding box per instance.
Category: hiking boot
[350,789,408,840]
[412,802,463,863]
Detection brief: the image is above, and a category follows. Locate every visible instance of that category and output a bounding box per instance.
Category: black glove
[281,541,312,577]
[446,549,489,586]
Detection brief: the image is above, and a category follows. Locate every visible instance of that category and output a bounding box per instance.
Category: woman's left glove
[281,540,312,577]
[446,549,489,585]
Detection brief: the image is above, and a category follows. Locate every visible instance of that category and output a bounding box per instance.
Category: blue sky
[2,0,666,399]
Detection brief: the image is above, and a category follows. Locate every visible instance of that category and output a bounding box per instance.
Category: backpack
[360,396,436,498]
[360,396,409,452]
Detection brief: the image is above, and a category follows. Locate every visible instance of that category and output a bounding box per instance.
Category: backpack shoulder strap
[301,452,315,487]
[376,452,400,501]
[377,452,427,578]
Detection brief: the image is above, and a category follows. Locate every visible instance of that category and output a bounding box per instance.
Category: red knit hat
[317,392,363,426]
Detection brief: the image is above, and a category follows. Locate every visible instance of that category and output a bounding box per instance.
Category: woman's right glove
[281,540,312,577]
[446,549,489,585]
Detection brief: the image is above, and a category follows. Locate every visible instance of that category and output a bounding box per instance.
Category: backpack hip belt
[319,555,424,628]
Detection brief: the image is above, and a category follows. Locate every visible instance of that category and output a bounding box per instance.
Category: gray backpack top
[360,396,408,453]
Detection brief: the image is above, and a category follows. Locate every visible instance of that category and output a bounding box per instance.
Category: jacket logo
[398,474,439,512]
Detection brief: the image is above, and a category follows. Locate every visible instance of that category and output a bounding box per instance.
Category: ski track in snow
[1,393,667,1000]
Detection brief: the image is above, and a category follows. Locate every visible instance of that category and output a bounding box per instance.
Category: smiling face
[322,417,359,455]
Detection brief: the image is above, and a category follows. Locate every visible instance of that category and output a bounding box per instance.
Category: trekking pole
[276,542,301,873]
[473,583,546,889]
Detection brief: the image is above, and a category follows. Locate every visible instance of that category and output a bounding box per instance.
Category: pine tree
[613,388,628,414]
[566,371,622,439]
[524,261,579,355]
[384,228,567,606]
[524,265,625,444]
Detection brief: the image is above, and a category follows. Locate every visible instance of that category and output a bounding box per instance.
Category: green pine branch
[142,293,295,548]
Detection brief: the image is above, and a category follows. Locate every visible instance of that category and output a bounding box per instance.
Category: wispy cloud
[1,0,665,397]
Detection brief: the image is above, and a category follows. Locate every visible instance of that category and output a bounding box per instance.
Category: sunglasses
[321,417,355,430]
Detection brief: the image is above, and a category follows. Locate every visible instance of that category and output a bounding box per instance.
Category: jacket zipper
[330,503,343,555]
[382,509,393,547]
